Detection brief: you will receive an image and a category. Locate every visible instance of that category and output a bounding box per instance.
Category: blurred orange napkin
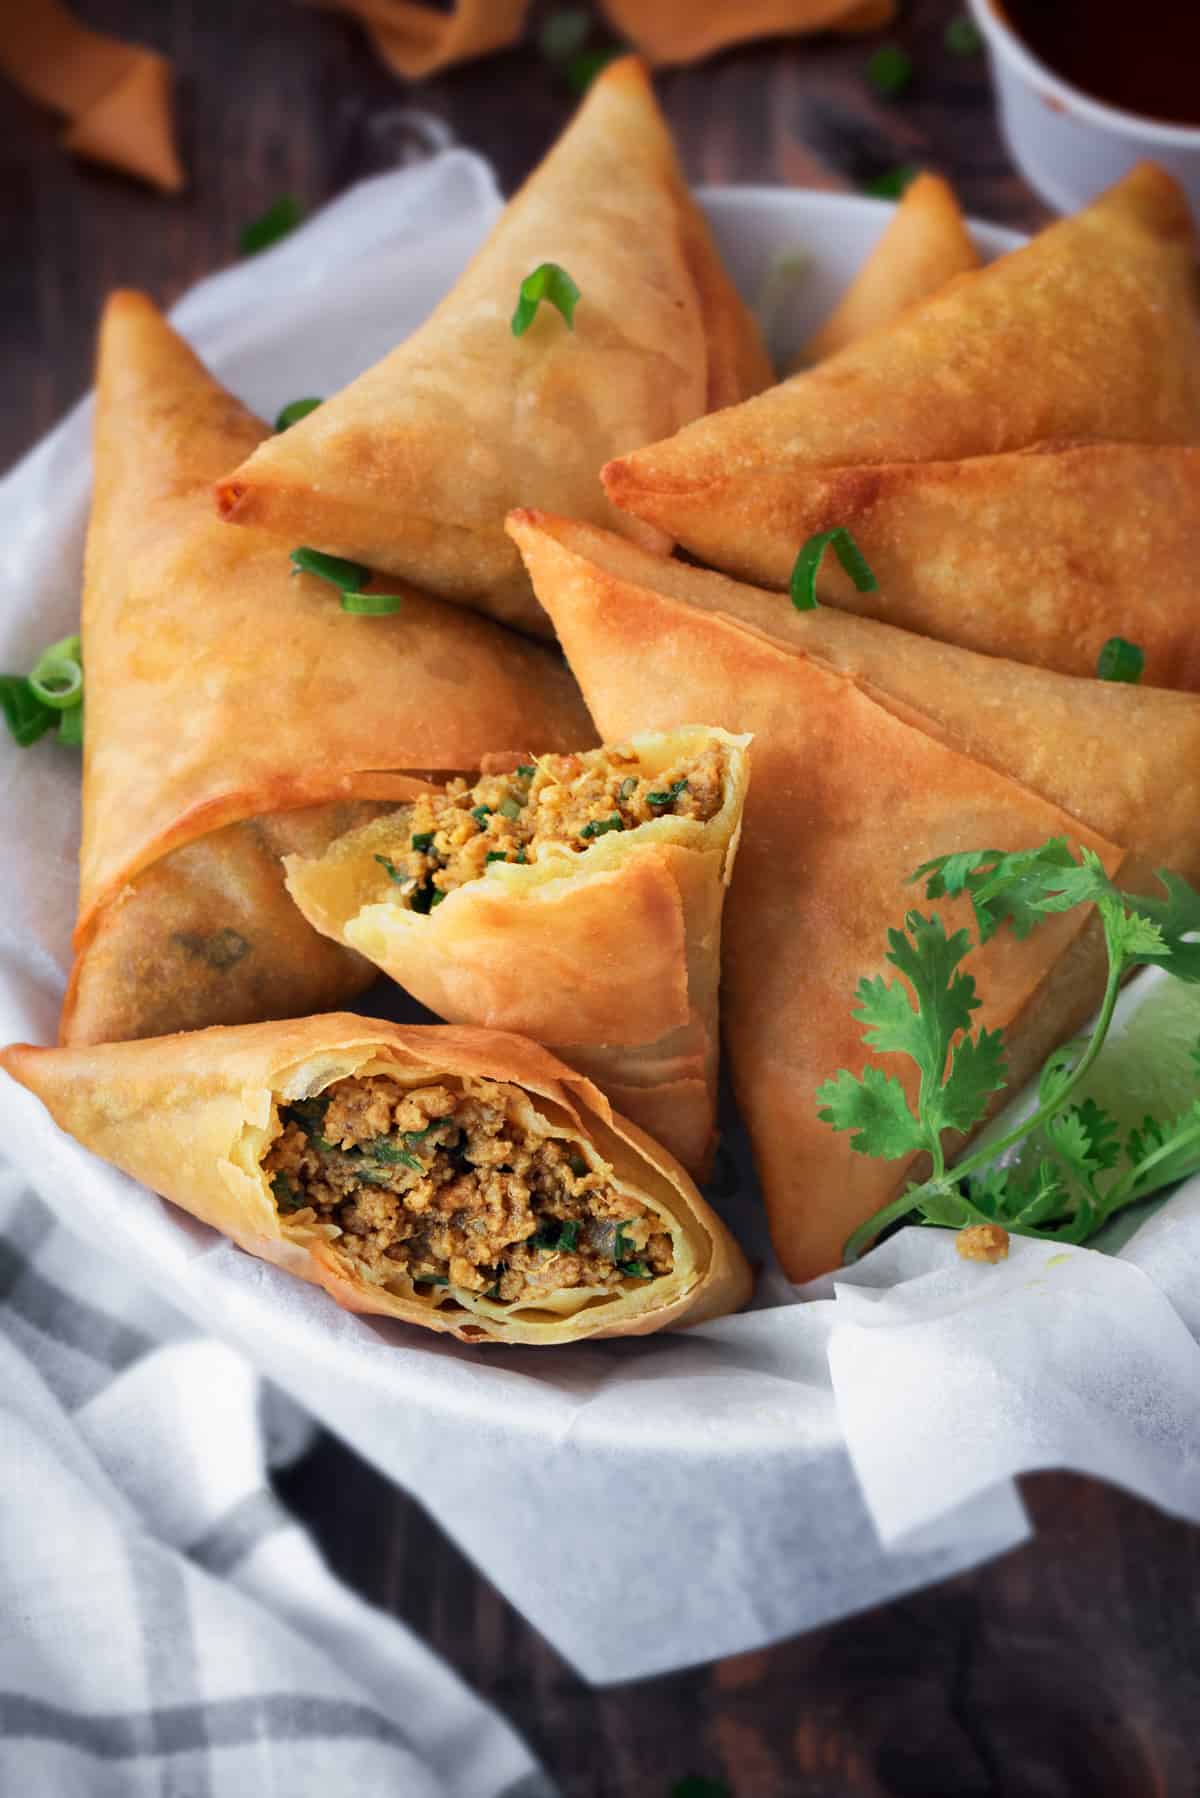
[324,0,896,77]
[0,0,183,191]
[1,0,893,190]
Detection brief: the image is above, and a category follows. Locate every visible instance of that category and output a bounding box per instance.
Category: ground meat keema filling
[372,741,727,912]
[262,1074,675,1303]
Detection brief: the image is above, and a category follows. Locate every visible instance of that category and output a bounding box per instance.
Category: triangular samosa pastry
[0,1019,752,1344]
[674,442,1200,686]
[283,727,750,1178]
[214,56,772,639]
[795,172,980,366]
[602,165,1200,594]
[507,515,1200,895]
[64,293,592,1047]
[509,511,1132,1281]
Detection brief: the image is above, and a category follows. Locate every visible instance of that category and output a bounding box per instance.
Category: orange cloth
[0,0,183,192]
[321,0,896,75]
[1,0,894,190]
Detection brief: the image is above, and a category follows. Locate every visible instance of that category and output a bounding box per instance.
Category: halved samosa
[214,56,772,639]
[508,513,1200,894]
[283,728,750,1178]
[603,164,1200,592]
[65,292,592,1047]
[0,1019,753,1344]
[795,172,980,367]
[509,510,1127,1281]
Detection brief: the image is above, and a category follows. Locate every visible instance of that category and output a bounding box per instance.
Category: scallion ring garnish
[28,635,83,711]
[274,397,321,432]
[790,527,878,612]
[1096,637,1145,684]
[511,262,581,337]
[340,591,404,616]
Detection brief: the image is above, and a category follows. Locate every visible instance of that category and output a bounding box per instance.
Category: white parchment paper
[3,150,1199,1684]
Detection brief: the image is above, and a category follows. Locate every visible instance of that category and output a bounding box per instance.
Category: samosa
[1,1019,753,1344]
[283,727,750,1178]
[65,293,592,1047]
[508,514,1200,896]
[509,510,1138,1281]
[602,165,1200,603]
[795,171,980,366]
[214,56,772,639]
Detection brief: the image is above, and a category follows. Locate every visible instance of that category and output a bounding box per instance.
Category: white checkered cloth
[0,1165,557,1798]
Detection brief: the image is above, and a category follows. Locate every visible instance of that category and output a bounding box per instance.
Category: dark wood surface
[6,3,1198,1794]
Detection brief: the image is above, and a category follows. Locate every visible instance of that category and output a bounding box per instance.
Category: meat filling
[371,741,727,911]
[262,1074,675,1302]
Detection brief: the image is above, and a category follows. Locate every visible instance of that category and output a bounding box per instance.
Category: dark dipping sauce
[998,0,1200,127]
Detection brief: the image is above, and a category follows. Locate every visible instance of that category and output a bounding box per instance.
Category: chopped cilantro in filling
[370,742,727,912]
[262,1075,674,1302]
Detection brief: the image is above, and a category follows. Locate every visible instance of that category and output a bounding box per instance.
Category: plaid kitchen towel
[0,1163,558,1798]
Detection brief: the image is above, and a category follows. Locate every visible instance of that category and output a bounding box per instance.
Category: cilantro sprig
[817,840,1200,1263]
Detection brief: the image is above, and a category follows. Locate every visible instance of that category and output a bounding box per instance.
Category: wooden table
[5,3,1199,1793]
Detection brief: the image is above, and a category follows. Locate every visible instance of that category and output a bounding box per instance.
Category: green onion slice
[945,14,983,54]
[790,527,878,612]
[290,546,370,591]
[866,45,914,97]
[1096,636,1145,684]
[511,262,581,337]
[28,634,83,711]
[341,591,404,616]
[240,196,303,257]
[57,703,84,748]
[579,814,623,839]
[274,397,322,432]
[0,676,56,748]
[863,165,919,200]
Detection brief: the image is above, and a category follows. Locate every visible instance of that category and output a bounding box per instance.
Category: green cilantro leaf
[816,1063,925,1159]
[863,165,919,200]
[945,14,983,54]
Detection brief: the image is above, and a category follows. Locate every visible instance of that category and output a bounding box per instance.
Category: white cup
[967,0,1200,215]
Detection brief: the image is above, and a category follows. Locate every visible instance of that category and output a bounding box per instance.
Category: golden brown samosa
[65,292,592,1047]
[214,56,772,639]
[509,510,1131,1282]
[602,165,1200,594]
[1,1019,753,1344]
[283,728,750,1178]
[682,442,1200,687]
[795,172,980,366]
[508,515,1200,900]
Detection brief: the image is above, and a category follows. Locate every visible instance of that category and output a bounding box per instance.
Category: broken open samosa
[283,728,750,1178]
[602,165,1200,600]
[0,1019,753,1344]
[214,56,772,639]
[509,510,1134,1281]
[65,292,592,1047]
[795,171,980,367]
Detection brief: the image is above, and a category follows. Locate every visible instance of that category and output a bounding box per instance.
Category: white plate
[5,155,1199,1686]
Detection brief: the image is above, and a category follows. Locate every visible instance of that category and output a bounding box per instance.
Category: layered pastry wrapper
[795,171,980,367]
[214,56,772,638]
[0,1020,752,1345]
[602,165,1200,676]
[509,510,1139,1281]
[66,291,591,1046]
[284,728,750,1178]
